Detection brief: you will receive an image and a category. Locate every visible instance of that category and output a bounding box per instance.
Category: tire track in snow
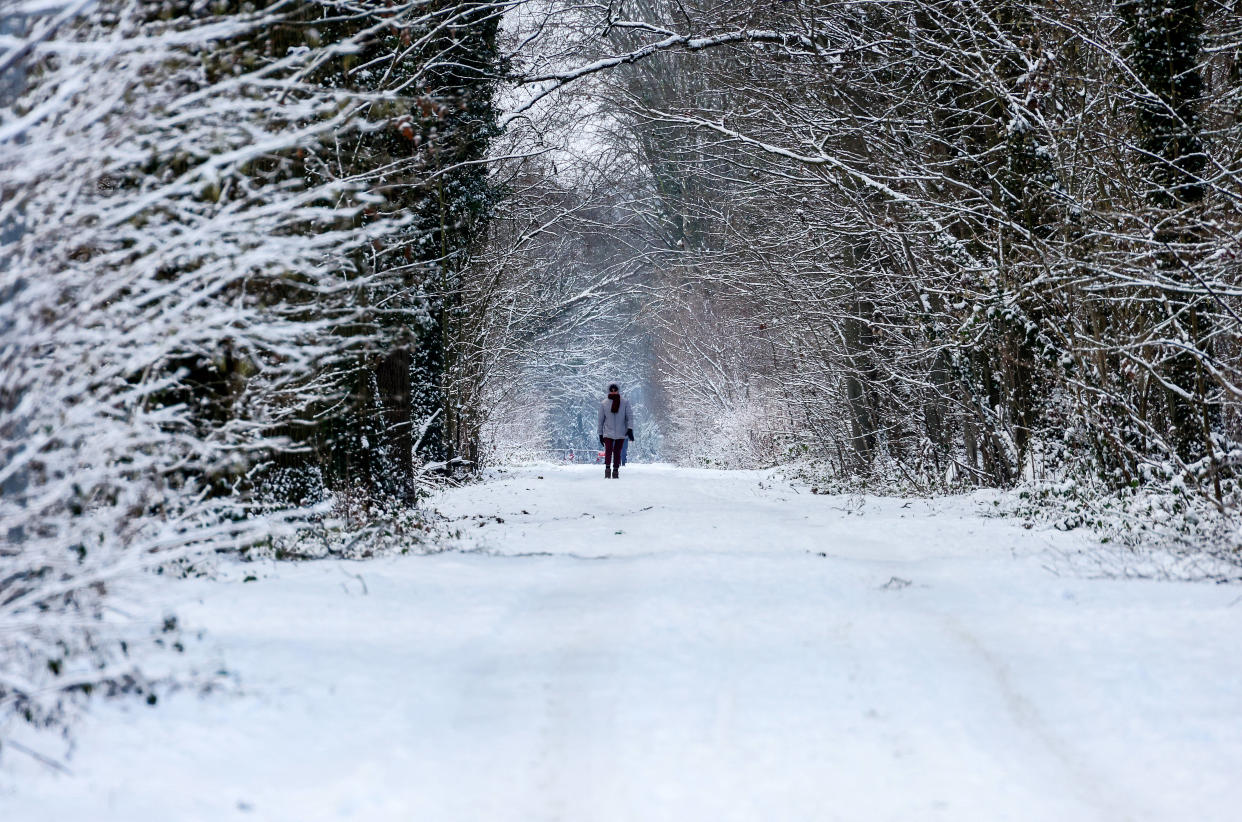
[938,613,1140,822]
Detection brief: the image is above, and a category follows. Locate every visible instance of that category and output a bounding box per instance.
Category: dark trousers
[603,438,624,471]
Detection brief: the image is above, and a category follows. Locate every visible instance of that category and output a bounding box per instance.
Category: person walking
[597,383,634,479]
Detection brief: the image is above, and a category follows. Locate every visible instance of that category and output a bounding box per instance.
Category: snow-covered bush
[0,0,504,737]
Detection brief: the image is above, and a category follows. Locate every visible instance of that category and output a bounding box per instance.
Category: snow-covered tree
[0,0,508,736]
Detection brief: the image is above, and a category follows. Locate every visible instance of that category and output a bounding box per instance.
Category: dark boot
[612,467,619,478]
[605,467,612,478]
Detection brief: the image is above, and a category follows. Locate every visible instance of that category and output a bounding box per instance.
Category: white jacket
[597,397,633,441]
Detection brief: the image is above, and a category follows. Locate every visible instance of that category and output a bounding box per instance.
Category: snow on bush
[0,0,435,737]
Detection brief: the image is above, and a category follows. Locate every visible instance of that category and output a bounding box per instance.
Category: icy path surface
[6,465,1242,821]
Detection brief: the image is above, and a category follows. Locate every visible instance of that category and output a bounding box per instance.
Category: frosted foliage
[0,1,474,731]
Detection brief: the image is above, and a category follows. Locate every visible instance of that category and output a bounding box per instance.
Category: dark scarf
[608,391,620,413]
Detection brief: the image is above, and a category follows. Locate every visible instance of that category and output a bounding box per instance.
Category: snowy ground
[4,464,1242,821]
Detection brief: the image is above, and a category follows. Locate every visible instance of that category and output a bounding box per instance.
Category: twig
[4,740,74,776]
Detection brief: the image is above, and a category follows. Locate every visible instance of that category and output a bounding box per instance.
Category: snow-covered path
[5,464,1242,821]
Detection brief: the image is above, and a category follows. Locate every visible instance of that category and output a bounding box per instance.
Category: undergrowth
[773,459,1242,581]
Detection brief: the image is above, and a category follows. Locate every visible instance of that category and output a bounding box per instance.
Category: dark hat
[608,383,619,392]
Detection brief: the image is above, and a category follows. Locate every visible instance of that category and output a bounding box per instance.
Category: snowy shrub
[0,0,286,736]
[1004,478,1242,580]
[661,400,788,470]
[0,0,503,738]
